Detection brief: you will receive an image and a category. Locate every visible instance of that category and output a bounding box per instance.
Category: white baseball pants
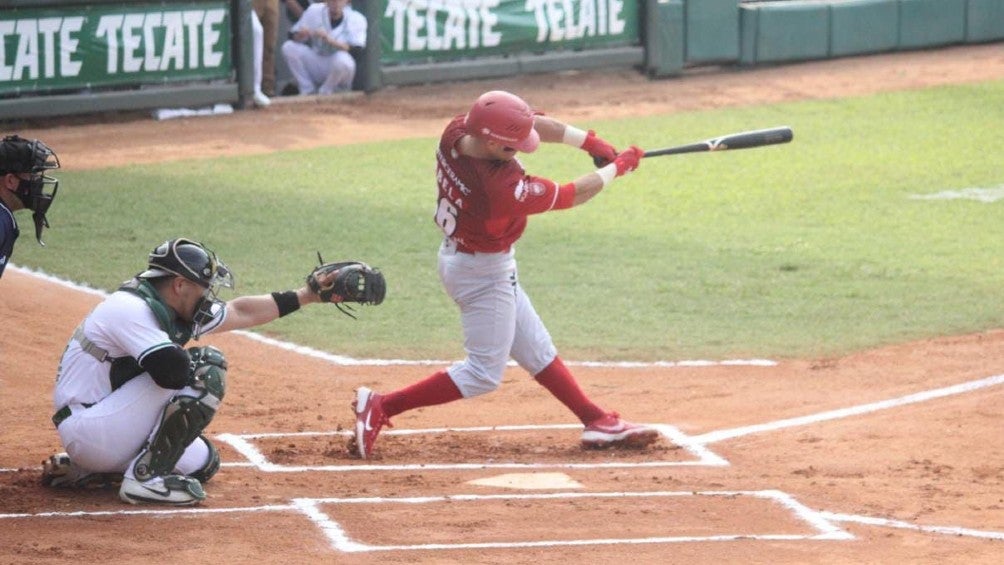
[280,40,356,95]
[252,10,265,96]
[56,374,212,479]
[438,239,557,397]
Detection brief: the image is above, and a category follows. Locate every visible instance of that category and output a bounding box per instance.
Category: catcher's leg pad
[132,348,227,481]
[188,435,221,483]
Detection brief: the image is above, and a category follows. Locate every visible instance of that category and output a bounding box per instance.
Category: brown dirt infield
[2,44,1004,564]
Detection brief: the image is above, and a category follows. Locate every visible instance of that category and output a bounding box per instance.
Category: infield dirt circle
[2,45,1004,564]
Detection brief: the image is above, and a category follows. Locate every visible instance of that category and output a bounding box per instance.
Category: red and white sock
[382,371,463,417]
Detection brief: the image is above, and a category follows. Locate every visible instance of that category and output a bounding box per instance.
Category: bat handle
[592,155,611,167]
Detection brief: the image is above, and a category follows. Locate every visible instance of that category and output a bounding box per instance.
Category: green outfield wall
[830,0,899,58]
[738,0,1004,65]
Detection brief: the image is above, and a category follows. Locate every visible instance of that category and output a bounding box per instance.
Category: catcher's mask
[138,238,234,333]
[0,135,60,246]
[464,90,540,153]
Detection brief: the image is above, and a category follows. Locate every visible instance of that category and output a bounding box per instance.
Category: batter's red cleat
[581,412,659,449]
[350,387,392,459]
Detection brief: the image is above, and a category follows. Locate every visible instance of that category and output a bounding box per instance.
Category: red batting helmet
[464,91,540,153]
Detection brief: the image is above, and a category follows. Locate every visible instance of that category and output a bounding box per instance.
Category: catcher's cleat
[119,475,206,506]
[351,387,392,459]
[41,453,122,489]
[581,413,660,450]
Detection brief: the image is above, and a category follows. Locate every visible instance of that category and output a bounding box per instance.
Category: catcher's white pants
[55,374,211,479]
[280,40,355,95]
[438,239,557,398]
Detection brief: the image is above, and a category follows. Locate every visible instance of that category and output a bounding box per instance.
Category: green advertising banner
[0,2,232,95]
[380,0,640,64]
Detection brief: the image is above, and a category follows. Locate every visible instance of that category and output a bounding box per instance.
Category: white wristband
[562,126,588,148]
[597,163,617,187]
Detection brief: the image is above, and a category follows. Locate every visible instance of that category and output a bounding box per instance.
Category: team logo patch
[514,180,546,202]
[514,180,528,201]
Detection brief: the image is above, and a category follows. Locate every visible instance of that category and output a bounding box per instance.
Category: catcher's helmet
[139,238,234,332]
[464,91,540,153]
[0,135,60,245]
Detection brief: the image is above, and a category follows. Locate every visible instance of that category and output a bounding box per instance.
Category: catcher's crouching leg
[188,435,221,483]
[120,347,227,505]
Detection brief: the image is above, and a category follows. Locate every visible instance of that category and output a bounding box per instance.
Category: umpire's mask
[0,135,60,245]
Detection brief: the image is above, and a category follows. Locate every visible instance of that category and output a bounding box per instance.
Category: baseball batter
[350,90,654,458]
[280,0,366,95]
[41,238,372,505]
[0,135,60,279]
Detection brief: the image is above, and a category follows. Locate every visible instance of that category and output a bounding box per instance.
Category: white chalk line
[296,490,852,552]
[9,263,775,369]
[214,423,727,473]
[0,504,294,520]
[6,491,999,547]
[10,264,1004,546]
[909,185,1004,203]
[820,512,1004,540]
[693,373,1004,444]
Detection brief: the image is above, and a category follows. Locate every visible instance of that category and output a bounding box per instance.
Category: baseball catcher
[42,238,385,506]
[306,252,386,317]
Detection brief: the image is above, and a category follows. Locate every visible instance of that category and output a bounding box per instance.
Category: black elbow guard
[140,344,191,389]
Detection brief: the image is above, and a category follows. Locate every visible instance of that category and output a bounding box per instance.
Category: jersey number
[436,197,458,236]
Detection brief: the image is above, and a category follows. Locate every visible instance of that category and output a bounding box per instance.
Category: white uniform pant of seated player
[438,239,555,397]
[55,374,214,501]
[251,9,270,107]
[281,41,356,95]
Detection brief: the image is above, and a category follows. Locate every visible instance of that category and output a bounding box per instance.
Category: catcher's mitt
[307,253,386,318]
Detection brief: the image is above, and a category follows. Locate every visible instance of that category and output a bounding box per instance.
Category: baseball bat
[643,126,793,158]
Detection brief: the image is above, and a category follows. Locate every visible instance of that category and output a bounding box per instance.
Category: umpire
[0,134,60,279]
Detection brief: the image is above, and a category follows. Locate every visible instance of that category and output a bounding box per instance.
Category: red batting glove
[581,130,618,166]
[613,146,644,177]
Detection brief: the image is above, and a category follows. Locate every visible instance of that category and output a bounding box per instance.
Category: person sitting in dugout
[42,237,384,505]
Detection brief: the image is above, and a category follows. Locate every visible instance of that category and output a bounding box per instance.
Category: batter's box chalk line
[214,423,728,473]
[291,490,854,553]
[4,492,1004,548]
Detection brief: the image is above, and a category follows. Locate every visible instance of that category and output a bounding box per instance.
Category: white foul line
[0,504,294,520]
[10,264,774,369]
[692,373,1004,444]
[820,512,1004,540]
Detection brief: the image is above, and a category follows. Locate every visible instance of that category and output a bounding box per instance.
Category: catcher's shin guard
[188,435,221,483]
[132,348,227,481]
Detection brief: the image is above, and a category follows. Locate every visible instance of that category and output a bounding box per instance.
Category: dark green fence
[2,0,1002,119]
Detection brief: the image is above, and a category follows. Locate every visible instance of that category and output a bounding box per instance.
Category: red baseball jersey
[434,115,575,252]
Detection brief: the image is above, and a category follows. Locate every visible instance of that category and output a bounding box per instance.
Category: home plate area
[216,423,726,472]
[210,423,853,552]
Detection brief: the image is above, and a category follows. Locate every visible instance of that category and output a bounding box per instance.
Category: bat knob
[592,155,610,167]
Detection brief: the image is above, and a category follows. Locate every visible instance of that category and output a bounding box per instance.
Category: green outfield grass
[16,80,1004,361]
